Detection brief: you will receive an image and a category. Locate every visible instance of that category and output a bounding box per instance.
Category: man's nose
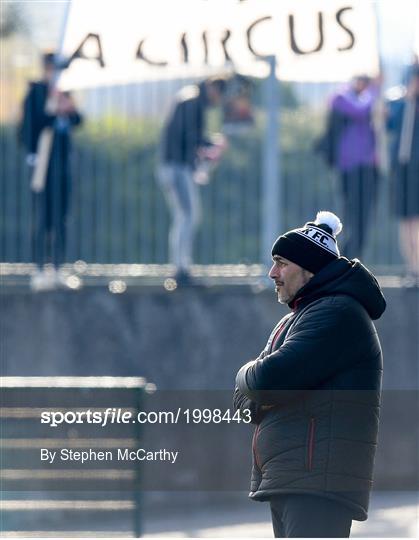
[269,264,278,279]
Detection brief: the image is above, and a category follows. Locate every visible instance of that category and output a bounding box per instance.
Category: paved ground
[1,491,417,537]
[143,491,419,538]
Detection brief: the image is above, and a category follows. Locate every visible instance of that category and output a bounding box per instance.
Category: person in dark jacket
[387,65,419,286]
[157,77,227,286]
[19,52,83,291]
[234,211,386,538]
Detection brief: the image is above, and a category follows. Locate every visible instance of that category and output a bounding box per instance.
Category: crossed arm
[234,299,358,412]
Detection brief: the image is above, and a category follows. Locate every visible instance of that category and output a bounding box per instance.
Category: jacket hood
[290,257,386,320]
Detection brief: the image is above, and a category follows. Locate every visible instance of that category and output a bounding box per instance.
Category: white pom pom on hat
[314,211,343,237]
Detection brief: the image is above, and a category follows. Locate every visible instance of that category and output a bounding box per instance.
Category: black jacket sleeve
[236,297,367,405]
[19,82,56,153]
[232,385,264,424]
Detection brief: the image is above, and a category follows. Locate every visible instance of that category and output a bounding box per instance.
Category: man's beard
[276,287,291,304]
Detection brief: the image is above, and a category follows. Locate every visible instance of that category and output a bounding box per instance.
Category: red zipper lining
[252,425,261,470]
[307,417,316,471]
[270,315,292,352]
[253,317,288,472]
[254,418,316,472]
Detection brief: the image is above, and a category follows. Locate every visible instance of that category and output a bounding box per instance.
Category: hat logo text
[302,228,329,246]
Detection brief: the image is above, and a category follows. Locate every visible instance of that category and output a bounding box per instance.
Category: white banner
[59,0,379,88]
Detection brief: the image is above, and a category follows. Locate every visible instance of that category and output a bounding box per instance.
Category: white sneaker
[55,270,70,288]
[30,269,57,292]
[55,270,83,290]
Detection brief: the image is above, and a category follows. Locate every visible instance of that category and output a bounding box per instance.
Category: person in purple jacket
[330,75,380,259]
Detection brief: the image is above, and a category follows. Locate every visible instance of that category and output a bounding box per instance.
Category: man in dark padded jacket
[234,211,386,538]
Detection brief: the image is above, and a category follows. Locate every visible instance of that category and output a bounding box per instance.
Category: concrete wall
[2,286,418,492]
[3,286,418,385]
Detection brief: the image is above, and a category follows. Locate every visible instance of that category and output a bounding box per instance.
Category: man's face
[352,77,370,94]
[207,85,222,106]
[269,255,314,304]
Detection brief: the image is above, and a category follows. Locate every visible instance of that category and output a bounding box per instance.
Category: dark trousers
[31,175,68,269]
[269,494,353,538]
[340,165,379,260]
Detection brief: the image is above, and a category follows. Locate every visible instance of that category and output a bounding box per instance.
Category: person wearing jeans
[157,77,227,286]
[157,163,201,274]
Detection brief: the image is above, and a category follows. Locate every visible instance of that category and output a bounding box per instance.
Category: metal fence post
[133,385,145,537]
[261,55,281,269]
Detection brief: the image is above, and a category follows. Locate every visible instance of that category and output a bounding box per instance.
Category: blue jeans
[157,163,201,271]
